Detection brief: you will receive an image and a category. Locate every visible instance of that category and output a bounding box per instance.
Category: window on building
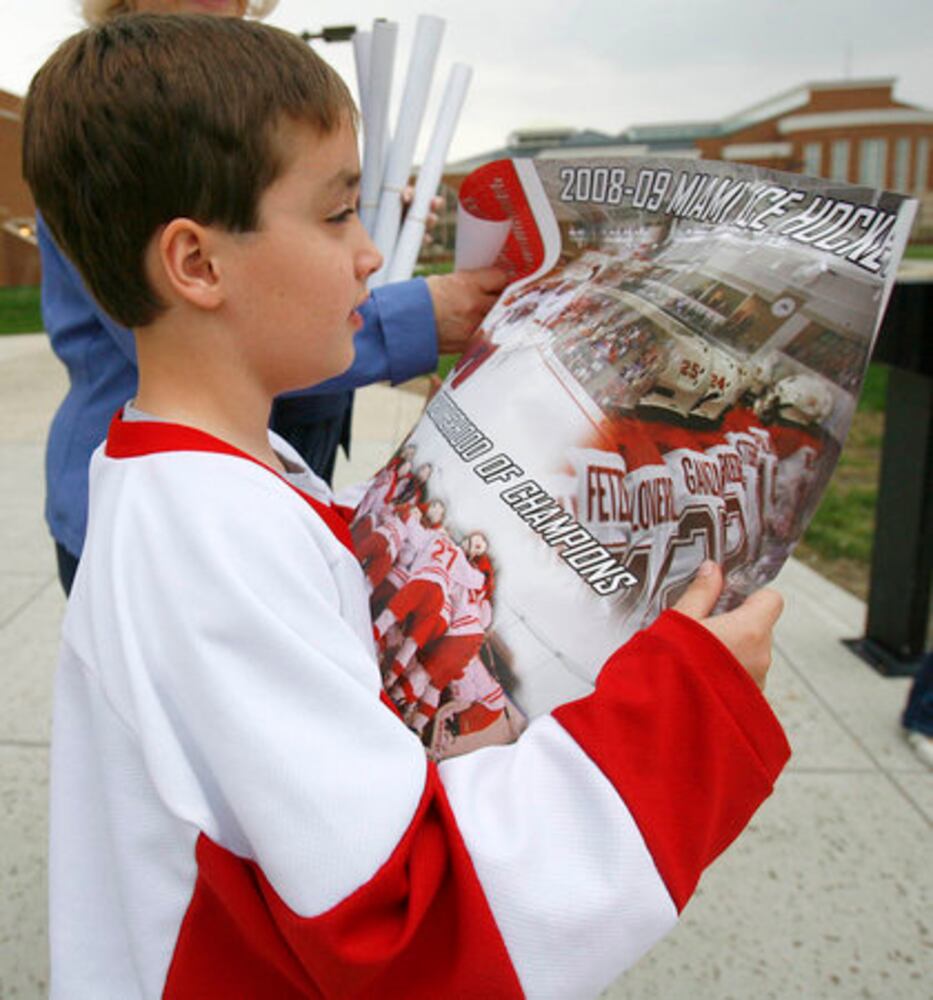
[858,138,887,187]
[916,138,930,193]
[893,138,911,192]
[830,140,850,182]
[803,142,822,177]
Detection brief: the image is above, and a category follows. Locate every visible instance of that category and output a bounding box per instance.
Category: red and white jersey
[373,503,415,563]
[394,473,428,507]
[567,441,682,633]
[699,436,749,577]
[663,442,727,554]
[765,422,824,540]
[596,419,727,623]
[354,463,407,526]
[601,416,668,474]
[50,411,789,999]
[445,582,493,639]
[450,655,507,712]
[404,533,480,589]
[385,515,445,590]
[403,535,486,623]
[567,424,670,551]
[721,407,779,573]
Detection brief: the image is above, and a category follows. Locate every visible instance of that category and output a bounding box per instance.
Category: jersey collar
[105,409,355,555]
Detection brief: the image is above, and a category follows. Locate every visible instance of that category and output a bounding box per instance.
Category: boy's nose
[357,230,383,280]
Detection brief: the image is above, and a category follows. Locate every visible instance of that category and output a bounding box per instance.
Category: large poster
[353,156,916,760]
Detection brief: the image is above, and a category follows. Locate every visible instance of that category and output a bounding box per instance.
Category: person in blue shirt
[43,0,506,595]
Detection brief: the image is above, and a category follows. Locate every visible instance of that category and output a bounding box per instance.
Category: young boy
[25,15,790,999]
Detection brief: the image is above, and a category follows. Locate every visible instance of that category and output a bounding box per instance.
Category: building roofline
[719,77,899,134]
[628,77,903,142]
[779,107,933,133]
[623,121,722,141]
[807,76,897,92]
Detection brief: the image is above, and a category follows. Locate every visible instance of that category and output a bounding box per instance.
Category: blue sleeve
[279,278,438,398]
[38,214,137,367]
[366,278,439,385]
[38,213,141,557]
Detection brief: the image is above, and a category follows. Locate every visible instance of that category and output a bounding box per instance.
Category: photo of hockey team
[352,156,912,759]
[352,445,529,760]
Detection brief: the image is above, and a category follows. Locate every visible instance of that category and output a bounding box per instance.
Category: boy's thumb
[672,560,723,620]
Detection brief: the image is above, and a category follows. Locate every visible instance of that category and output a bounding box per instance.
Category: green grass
[0,285,42,335]
[797,368,888,597]
[802,484,878,563]
[437,353,458,381]
[904,243,933,260]
[856,362,888,413]
[414,260,455,277]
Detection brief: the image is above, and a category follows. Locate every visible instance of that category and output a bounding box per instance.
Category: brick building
[0,89,39,288]
[444,77,933,242]
[639,78,933,193]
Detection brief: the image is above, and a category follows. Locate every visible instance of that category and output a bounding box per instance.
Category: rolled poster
[359,20,398,233]
[386,62,473,283]
[369,14,445,286]
[351,29,371,126]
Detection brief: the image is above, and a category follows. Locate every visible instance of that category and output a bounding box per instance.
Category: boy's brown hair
[23,15,356,328]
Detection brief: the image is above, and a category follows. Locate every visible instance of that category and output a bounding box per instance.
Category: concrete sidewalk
[0,333,929,999]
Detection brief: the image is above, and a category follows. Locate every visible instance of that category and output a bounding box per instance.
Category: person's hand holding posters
[673,561,783,690]
[427,266,509,353]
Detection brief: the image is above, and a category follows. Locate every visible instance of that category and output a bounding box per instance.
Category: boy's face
[129,1,248,15]
[219,118,381,394]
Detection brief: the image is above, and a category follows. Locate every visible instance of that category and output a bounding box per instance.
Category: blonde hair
[80,1,279,24]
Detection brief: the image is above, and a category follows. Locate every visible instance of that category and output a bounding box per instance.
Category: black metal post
[849,277,933,676]
[852,368,933,674]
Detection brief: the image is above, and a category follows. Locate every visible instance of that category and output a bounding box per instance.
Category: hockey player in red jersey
[376,530,487,684]
[389,533,494,720]
[356,501,417,591]
[394,461,433,506]
[369,497,447,615]
[351,455,412,548]
[755,372,833,570]
[426,652,528,760]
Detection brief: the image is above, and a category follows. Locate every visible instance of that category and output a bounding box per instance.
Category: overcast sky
[1,0,931,161]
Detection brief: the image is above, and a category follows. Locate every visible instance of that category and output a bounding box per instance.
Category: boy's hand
[673,561,783,690]
[426,268,509,354]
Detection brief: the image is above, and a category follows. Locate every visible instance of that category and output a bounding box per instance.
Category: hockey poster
[352,156,916,760]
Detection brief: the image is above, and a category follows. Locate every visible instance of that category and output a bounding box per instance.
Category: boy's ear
[155,219,226,311]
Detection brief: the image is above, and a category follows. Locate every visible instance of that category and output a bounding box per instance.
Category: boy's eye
[327,204,357,224]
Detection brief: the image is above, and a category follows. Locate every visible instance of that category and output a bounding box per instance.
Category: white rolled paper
[369,14,446,287]
[386,63,473,284]
[359,20,397,233]
[454,204,512,271]
[352,30,371,127]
